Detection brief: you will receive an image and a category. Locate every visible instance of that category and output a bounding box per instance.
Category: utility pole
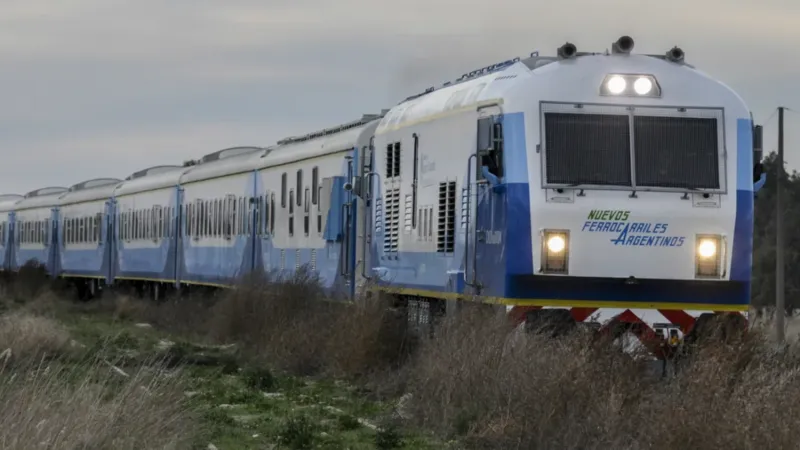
[776,106,785,344]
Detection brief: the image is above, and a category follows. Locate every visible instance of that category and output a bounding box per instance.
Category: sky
[1,0,799,194]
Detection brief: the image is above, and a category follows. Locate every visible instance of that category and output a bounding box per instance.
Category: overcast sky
[1,0,798,194]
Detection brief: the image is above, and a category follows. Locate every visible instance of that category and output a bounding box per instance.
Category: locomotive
[0,36,765,356]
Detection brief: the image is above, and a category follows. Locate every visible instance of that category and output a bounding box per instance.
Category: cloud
[0,0,798,193]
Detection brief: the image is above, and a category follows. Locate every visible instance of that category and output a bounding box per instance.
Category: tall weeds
[22,269,800,449]
[0,304,198,450]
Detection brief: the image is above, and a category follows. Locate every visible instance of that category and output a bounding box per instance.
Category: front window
[540,102,724,192]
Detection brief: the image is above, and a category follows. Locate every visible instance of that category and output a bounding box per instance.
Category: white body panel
[258,150,344,250]
[180,170,253,248]
[59,199,107,250]
[115,188,175,250]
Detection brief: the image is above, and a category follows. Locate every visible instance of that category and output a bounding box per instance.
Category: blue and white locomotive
[0,36,765,351]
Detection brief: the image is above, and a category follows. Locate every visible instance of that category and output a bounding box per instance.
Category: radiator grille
[544,112,632,186]
[633,116,720,189]
[437,181,456,253]
[382,188,400,253]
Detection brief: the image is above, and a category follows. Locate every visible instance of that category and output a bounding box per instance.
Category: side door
[350,142,375,297]
[341,153,357,299]
[47,208,58,278]
[466,104,505,295]
[103,200,114,285]
[173,187,184,287]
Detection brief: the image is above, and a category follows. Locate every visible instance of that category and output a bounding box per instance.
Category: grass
[0,309,197,449]
[9,263,800,448]
[0,269,439,449]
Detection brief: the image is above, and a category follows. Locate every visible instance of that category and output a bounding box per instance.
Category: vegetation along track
[3,260,800,449]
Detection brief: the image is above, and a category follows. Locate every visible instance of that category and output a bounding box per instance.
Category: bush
[0,355,197,449]
[27,270,800,449]
[403,309,800,449]
[278,413,316,449]
[207,269,412,380]
[0,261,52,304]
[0,311,73,366]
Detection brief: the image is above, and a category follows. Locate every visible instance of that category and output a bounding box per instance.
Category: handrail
[360,171,381,281]
[464,154,480,290]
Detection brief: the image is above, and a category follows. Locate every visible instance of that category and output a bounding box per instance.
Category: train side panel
[257,150,354,296]
[114,187,180,283]
[370,106,481,297]
[14,207,60,274]
[0,214,8,271]
[59,199,113,280]
[0,196,22,272]
[179,171,256,287]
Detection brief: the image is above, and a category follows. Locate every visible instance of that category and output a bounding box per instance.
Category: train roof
[0,194,22,202]
[179,146,267,185]
[114,165,189,197]
[15,186,69,211]
[378,38,693,134]
[260,114,384,169]
[0,194,22,213]
[58,178,123,206]
[124,165,184,181]
[376,60,529,135]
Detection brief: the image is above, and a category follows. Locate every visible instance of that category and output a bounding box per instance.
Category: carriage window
[304,188,310,236]
[297,169,303,207]
[238,197,245,235]
[270,193,276,235]
[261,195,267,235]
[185,205,191,236]
[202,201,209,237]
[289,191,294,236]
[215,199,221,237]
[94,213,101,242]
[312,167,319,205]
[281,173,287,208]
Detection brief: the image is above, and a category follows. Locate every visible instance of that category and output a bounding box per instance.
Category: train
[0,36,766,357]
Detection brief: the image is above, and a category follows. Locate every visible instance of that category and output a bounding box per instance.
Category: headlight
[633,77,653,95]
[695,234,725,279]
[547,235,566,253]
[600,74,661,98]
[606,76,626,95]
[541,229,569,274]
[697,239,716,258]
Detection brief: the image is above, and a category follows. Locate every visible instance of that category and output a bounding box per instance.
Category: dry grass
[0,295,199,450]
[98,274,800,448]
[86,270,412,383]
[0,357,197,450]
[206,270,412,380]
[403,309,800,449]
[14,269,800,449]
[0,311,73,366]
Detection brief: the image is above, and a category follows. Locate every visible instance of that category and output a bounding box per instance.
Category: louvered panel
[460,186,470,229]
[437,181,456,253]
[382,188,401,253]
[374,197,383,235]
[403,194,413,233]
